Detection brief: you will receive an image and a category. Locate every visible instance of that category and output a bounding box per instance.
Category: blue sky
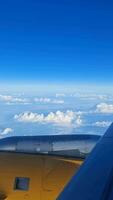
[0,1,113,139]
[0,0,113,88]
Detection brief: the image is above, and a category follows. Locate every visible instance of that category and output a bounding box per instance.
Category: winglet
[57,123,113,200]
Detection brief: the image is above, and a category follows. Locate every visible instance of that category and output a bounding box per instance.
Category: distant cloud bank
[0,94,64,105]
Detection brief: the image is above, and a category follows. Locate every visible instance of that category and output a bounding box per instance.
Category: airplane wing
[0,134,100,200]
[57,123,113,200]
[0,134,100,159]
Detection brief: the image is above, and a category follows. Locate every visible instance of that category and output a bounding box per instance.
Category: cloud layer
[14,110,82,126]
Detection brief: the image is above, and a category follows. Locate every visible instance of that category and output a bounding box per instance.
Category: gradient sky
[0,0,113,86]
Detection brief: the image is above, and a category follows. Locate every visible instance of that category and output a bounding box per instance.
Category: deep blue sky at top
[0,0,113,86]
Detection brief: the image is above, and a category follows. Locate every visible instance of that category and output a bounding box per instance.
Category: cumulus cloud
[0,128,13,135]
[14,110,82,126]
[93,121,112,128]
[0,94,29,104]
[34,97,64,104]
[96,103,113,113]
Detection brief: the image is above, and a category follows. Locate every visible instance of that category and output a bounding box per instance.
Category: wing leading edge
[0,134,100,159]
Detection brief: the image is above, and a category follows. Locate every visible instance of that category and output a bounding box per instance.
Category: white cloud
[0,94,29,104]
[96,103,113,113]
[14,110,82,126]
[34,97,64,104]
[12,97,28,103]
[73,93,108,101]
[0,128,13,135]
[52,100,64,104]
[0,95,13,101]
[93,121,112,127]
[56,93,66,98]
[34,98,51,103]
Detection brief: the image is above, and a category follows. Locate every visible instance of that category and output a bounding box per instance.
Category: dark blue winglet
[57,123,113,200]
